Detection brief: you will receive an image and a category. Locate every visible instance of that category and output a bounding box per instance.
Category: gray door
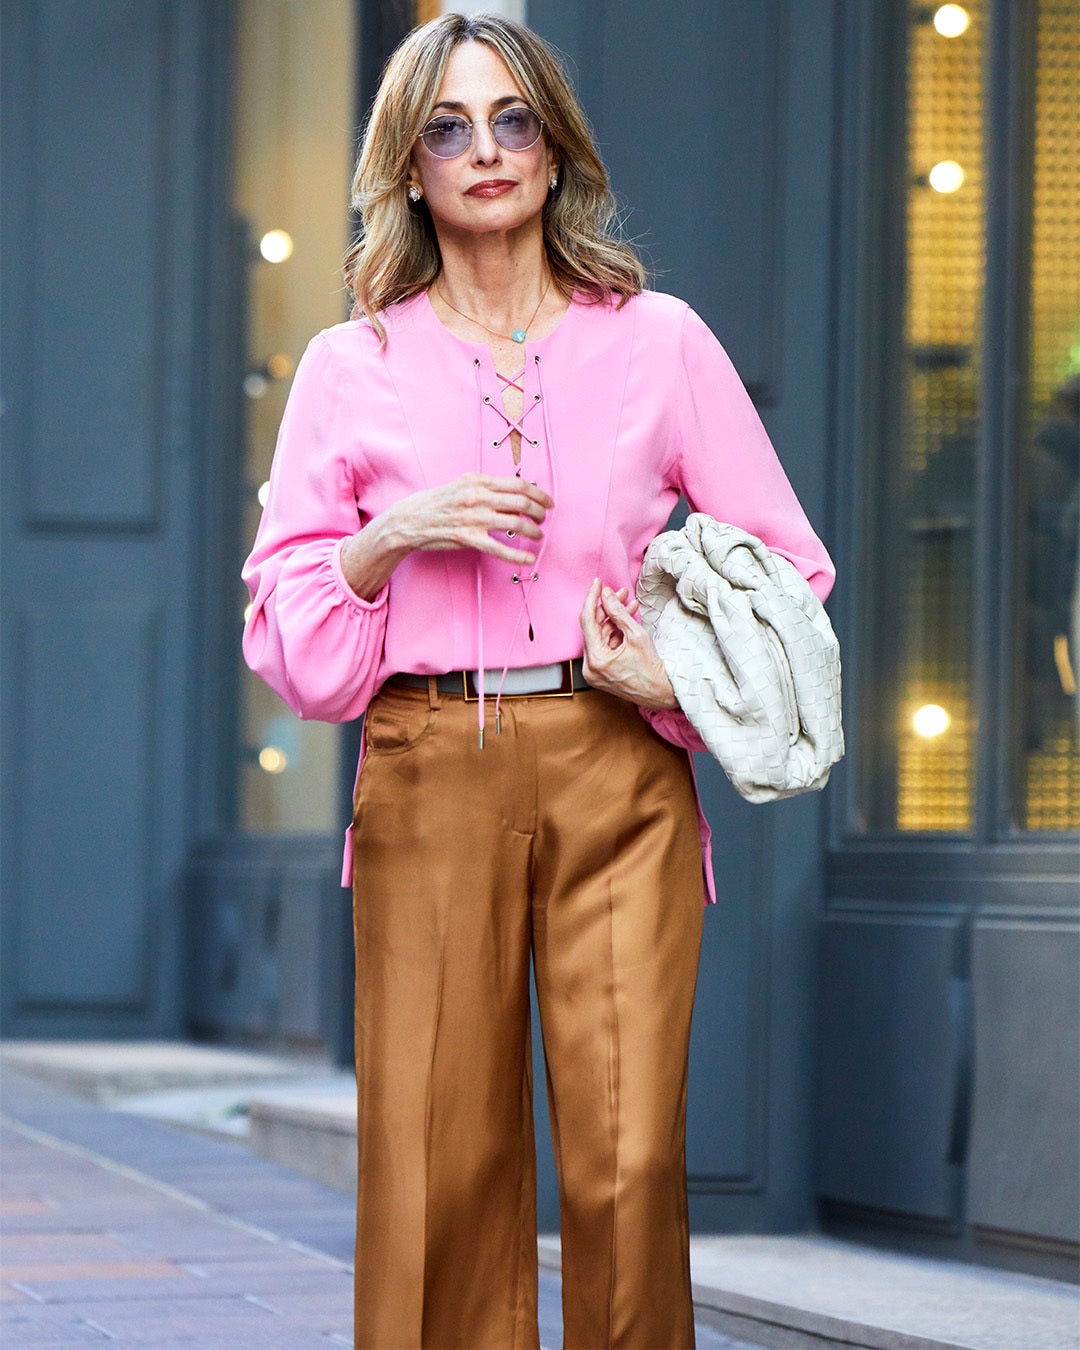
[1,0,229,1036]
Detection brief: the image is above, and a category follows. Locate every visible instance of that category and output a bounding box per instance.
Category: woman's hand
[579,579,678,710]
[339,473,553,601]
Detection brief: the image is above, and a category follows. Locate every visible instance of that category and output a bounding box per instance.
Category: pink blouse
[242,288,835,896]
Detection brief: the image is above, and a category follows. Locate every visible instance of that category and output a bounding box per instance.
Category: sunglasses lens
[419,107,542,158]
[421,115,471,158]
[493,107,542,150]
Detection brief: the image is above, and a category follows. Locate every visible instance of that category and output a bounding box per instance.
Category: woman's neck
[433,224,552,335]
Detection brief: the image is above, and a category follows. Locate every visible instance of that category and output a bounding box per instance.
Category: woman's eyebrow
[430,94,527,113]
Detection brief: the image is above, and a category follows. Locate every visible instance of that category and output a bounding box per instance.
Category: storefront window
[232,0,355,831]
[859,1,1078,835]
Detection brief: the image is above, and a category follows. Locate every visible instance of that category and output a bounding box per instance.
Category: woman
[243,13,833,1349]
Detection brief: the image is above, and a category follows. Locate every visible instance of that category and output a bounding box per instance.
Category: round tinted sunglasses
[418,105,544,159]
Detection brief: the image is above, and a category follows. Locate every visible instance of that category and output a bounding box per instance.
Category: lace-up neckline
[483,367,542,465]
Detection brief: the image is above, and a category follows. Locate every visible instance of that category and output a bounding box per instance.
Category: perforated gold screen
[895,2,984,832]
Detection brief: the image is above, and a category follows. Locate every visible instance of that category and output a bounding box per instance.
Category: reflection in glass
[1015,0,1079,830]
[232,0,355,832]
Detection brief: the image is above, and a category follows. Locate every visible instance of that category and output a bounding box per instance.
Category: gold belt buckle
[462,662,576,702]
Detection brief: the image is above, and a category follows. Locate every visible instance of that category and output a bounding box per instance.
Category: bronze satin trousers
[351,679,705,1349]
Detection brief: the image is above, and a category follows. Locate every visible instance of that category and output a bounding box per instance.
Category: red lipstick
[466,179,516,198]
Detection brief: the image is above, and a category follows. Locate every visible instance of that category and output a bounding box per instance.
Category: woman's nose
[470,120,502,165]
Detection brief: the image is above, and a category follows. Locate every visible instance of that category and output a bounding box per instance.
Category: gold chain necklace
[434,276,551,344]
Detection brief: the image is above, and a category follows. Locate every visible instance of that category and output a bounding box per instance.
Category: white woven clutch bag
[637,515,844,802]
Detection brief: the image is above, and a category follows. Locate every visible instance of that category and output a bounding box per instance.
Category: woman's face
[409,41,557,244]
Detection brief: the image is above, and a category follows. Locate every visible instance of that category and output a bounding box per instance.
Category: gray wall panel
[26,0,164,528]
[594,0,785,402]
[687,770,768,1189]
[968,921,1080,1243]
[529,0,786,404]
[187,841,345,1049]
[817,912,962,1220]
[17,599,158,1007]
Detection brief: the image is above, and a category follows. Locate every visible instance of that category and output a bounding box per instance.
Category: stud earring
[549,175,558,191]
[407,184,421,203]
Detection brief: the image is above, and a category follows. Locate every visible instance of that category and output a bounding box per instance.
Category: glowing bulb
[257,481,271,507]
[929,160,965,193]
[259,745,288,773]
[913,704,950,738]
[933,5,970,37]
[266,352,294,380]
[259,229,294,263]
[243,601,253,623]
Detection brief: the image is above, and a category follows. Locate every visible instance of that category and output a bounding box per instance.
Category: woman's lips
[466,180,516,198]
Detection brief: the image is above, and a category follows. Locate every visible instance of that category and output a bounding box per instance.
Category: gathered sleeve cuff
[241,334,389,723]
[637,705,709,753]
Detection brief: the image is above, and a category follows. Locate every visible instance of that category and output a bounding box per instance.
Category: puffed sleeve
[640,303,836,751]
[241,333,389,723]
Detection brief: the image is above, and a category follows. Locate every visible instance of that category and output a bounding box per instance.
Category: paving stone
[0,1304,115,1340]
[0,1233,128,1262]
[0,1260,186,1283]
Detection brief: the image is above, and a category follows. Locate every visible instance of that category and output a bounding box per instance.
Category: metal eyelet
[511,573,521,583]
[506,529,516,538]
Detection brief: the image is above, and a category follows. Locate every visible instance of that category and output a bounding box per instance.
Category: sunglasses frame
[418,105,545,159]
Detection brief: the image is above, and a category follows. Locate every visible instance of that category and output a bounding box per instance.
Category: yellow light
[933,5,970,37]
[259,229,294,263]
[259,745,288,773]
[913,704,950,738]
[266,352,294,380]
[929,160,965,193]
[257,481,271,507]
[243,601,253,623]
[1053,634,1076,696]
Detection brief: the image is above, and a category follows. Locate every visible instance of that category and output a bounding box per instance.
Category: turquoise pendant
[511,328,526,343]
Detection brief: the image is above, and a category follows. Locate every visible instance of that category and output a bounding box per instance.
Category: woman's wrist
[637,665,679,710]
[339,513,407,601]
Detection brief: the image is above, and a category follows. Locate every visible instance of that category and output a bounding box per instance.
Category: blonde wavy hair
[345,12,646,342]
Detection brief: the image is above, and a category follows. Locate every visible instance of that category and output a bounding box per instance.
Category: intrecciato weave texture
[637,514,844,802]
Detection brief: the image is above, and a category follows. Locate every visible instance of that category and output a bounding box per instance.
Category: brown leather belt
[387,658,584,700]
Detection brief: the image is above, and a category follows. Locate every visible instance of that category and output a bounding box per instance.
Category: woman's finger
[597,585,637,637]
[579,577,605,647]
[474,474,554,515]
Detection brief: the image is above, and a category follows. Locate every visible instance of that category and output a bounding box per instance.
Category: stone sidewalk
[3,1043,1078,1349]
[0,1067,761,1349]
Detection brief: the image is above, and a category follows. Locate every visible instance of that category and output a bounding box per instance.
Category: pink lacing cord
[472,353,559,743]
[490,354,558,734]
